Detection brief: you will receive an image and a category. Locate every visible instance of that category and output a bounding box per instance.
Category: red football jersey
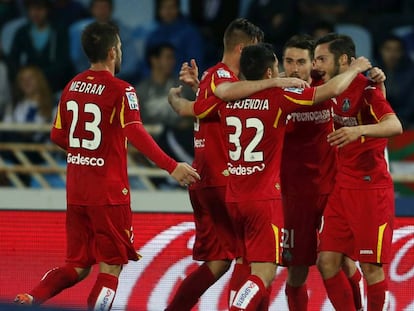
[191,62,239,189]
[220,86,317,202]
[51,70,142,205]
[281,78,336,195]
[332,74,395,189]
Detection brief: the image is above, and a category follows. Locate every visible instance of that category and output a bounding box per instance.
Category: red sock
[323,270,356,311]
[87,273,118,311]
[228,262,251,306]
[285,283,308,311]
[367,279,389,311]
[165,263,216,311]
[29,265,79,304]
[348,269,364,310]
[230,275,266,311]
[258,285,272,311]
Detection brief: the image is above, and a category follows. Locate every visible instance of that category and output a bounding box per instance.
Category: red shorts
[228,199,284,264]
[282,193,327,266]
[189,187,238,261]
[319,186,394,263]
[66,204,139,267]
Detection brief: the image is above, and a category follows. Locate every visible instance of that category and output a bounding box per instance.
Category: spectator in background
[188,0,239,69]
[376,33,414,129]
[246,0,298,57]
[145,0,205,76]
[7,0,73,93]
[136,43,194,187]
[0,44,12,120]
[308,18,336,39]
[298,0,350,32]
[69,0,143,84]
[50,0,89,27]
[3,65,53,139]
[1,65,53,186]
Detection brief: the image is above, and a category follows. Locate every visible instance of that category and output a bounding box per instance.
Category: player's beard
[331,61,341,79]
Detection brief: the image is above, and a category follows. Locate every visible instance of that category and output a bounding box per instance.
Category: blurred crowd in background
[0,0,414,175]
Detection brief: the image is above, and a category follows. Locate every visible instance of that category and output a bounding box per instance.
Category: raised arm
[314,57,372,103]
[214,77,310,102]
[179,59,200,93]
[368,66,386,97]
[327,114,402,148]
[168,86,195,117]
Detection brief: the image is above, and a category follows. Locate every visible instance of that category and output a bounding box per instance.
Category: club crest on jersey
[342,98,351,112]
[217,68,231,78]
[126,92,139,110]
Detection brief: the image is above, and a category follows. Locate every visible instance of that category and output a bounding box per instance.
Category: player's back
[222,87,289,202]
[58,69,137,205]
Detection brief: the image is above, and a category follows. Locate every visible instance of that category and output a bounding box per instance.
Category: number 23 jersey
[51,70,141,205]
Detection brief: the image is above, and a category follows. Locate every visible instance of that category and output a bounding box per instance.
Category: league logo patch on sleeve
[284,87,304,94]
[217,68,231,78]
[126,92,139,110]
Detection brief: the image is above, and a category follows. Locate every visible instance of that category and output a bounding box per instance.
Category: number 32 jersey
[220,86,317,203]
[51,70,142,206]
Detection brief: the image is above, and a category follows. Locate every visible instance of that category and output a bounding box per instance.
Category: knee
[73,266,92,281]
[316,252,342,279]
[251,263,277,287]
[207,260,231,279]
[287,266,309,287]
[99,263,122,277]
[360,263,384,285]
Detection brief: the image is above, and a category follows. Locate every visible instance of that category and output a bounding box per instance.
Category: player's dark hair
[81,22,119,63]
[240,43,276,80]
[283,34,315,60]
[223,18,264,52]
[316,33,356,64]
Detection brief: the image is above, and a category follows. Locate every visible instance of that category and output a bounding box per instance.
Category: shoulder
[111,77,134,92]
[210,64,237,82]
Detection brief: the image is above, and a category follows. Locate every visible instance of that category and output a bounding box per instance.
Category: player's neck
[221,54,240,76]
[89,63,114,76]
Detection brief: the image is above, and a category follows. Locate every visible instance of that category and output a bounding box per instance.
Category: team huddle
[14,18,402,311]
[166,18,402,311]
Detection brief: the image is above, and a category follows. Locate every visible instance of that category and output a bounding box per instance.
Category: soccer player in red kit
[313,34,403,311]
[174,42,371,310]
[14,22,200,311]
[281,34,371,311]
[218,43,371,311]
[164,19,309,311]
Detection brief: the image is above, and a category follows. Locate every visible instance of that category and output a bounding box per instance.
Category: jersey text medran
[69,81,106,95]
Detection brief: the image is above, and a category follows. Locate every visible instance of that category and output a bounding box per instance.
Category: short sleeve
[119,85,142,127]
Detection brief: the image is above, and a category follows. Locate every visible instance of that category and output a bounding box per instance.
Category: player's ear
[237,43,245,55]
[266,67,273,79]
[339,54,349,66]
[108,46,116,61]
